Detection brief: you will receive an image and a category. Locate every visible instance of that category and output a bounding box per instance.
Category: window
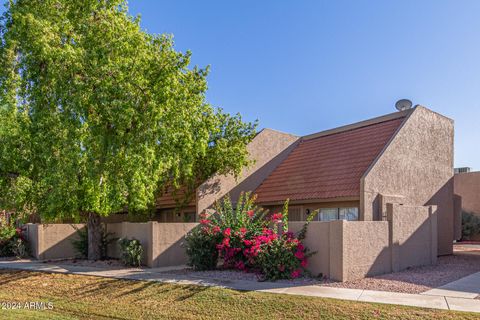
[317,207,359,221]
[319,208,339,221]
[339,207,358,221]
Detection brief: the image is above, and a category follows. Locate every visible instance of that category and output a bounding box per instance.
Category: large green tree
[0,0,256,259]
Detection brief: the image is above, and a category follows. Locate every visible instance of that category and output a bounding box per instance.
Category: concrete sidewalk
[1,260,479,313]
[422,271,480,299]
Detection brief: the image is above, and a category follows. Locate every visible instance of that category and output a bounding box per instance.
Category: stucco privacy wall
[150,223,197,267]
[197,129,299,214]
[27,222,197,267]
[387,204,438,271]
[25,223,85,260]
[289,204,437,282]
[106,222,198,267]
[26,204,435,282]
[106,222,152,264]
[361,106,454,255]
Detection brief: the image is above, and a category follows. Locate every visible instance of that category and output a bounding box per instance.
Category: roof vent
[395,99,413,111]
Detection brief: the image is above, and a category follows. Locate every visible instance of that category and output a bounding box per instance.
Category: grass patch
[0,269,477,319]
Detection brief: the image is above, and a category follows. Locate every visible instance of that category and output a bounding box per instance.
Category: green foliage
[185,194,315,281]
[72,228,89,259]
[0,214,29,258]
[118,238,143,267]
[0,215,16,242]
[255,235,301,281]
[184,226,221,271]
[71,226,116,259]
[0,0,256,223]
[281,199,290,233]
[210,192,269,233]
[297,208,318,241]
[462,211,480,240]
[11,237,29,258]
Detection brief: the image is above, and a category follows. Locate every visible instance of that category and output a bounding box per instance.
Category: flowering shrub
[185,193,315,281]
[255,212,315,281]
[184,225,221,270]
[0,214,29,258]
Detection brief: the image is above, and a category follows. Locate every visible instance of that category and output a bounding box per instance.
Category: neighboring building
[156,105,456,255]
[455,171,480,216]
[455,167,472,174]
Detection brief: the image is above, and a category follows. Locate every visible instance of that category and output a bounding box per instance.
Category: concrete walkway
[422,271,480,299]
[1,260,480,314]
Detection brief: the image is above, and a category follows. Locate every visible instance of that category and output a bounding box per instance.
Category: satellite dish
[395,99,413,111]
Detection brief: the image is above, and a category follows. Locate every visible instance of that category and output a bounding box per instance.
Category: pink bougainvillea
[185,194,313,281]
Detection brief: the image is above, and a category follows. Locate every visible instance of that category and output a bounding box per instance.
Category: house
[155,105,456,255]
[25,104,458,280]
[454,170,480,240]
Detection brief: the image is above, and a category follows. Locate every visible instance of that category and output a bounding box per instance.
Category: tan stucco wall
[290,203,437,282]
[197,129,299,214]
[387,204,437,272]
[106,222,152,264]
[151,223,198,268]
[342,221,391,280]
[289,221,332,277]
[361,106,454,255]
[27,222,197,267]
[26,223,85,260]
[26,204,436,280]
[454,172,480,216]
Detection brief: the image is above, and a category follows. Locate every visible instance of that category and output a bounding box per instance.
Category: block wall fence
[25,204,437,282]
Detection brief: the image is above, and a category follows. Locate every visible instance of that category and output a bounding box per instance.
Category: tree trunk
[87,212,102,260]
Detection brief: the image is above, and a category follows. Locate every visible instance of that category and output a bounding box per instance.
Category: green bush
[462,211,480,240]
[0,214,29,258]
[72,228,89,258]
[118,238,143,267]
[255,211,316,281]
[185,192,316,281]
[71,226,116,259]
[184,226,221,271]
[11,238,29,258]
[184,192,268,271]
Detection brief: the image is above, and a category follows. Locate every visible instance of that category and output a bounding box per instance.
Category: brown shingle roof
[254,116,406,203]
[157,186,196,208]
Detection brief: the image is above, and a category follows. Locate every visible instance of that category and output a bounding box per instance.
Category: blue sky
[126,0,480,170]
[2,1,479,169]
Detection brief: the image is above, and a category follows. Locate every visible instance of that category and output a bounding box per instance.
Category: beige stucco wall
[106,222,152,265]
[26,204,436,280]
[387,204,437,271]
[150,222,198,267]
[26,223,85,260]
[361,106,454,255]
[288,221,332,278]
[342,221,391,280]
[290,203,437,282]
[27,222,197,267]
[197,129,299,214]
[454,172,480,216]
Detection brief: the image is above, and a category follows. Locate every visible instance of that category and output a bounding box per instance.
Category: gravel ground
[320,249,480,294]
[164,246,480,294]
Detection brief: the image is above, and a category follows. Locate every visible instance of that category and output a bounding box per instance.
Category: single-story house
[25,104,459,280]
[154,105,457,256]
